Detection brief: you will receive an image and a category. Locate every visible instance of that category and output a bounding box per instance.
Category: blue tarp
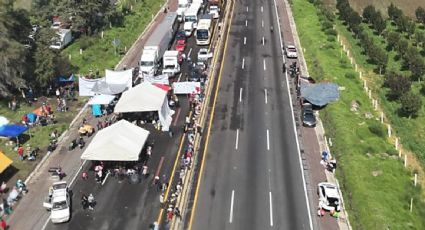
[57,74,75,82]
[27,113,37,123]
[0,125,28,138]
[300,83,339,106]
[92,104,102,117]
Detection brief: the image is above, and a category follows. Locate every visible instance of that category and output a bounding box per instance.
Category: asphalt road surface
[190,0,312,229]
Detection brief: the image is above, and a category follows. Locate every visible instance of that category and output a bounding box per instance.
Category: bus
[196,14,213,45]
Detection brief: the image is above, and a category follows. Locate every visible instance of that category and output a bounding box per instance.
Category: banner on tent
[172,82,201,94]
[144,74,169,85]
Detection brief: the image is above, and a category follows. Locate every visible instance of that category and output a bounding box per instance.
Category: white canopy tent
[88,94,116,105]
[80,120,150,161]
[114,82,173,131]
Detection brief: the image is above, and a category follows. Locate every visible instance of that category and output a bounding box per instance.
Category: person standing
[88,193,95,210]
[17,145,24,161]
[0,217,7,230]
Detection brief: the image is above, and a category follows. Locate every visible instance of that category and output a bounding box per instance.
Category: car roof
[287,45,296,48]
[319,183,340,198]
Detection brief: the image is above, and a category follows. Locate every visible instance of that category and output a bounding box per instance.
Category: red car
[175,40,186,52]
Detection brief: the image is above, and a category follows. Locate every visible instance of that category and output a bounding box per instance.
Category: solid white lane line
[188,48,192,57]
[235,129,239,150]
[177,73,182,82]
[246,6,249,12]
[244,37,246,45]
[264,89,268,104]
[262,20,264,27]
[261,6,264,12]
[245,20,248,27]
[263,59,266,70]
[239,88,243,102]
[242,58,245,69]
[230,190,235,223]
[262,36,265,45]
[269,192,274,226]
[266,129,270,150]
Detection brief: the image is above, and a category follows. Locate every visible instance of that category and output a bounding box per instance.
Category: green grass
[0,98,85,181]
[64,0,165,74]
[292,0,425,229]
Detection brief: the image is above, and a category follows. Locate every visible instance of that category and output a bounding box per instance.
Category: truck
[162,50,182,77]
[43,181,70,224]
[184,2,202,36]
[177,0,190,22]
[196,14,213,45]
[50,29,72,50]
[140,12,179,76]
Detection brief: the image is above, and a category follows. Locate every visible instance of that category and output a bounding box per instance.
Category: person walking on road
[88,193,95,210]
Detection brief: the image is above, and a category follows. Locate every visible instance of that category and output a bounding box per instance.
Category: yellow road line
[187,1,235,229]
[156,111,191,224]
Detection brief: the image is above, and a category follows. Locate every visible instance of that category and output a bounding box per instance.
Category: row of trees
[336,0,388,72]
[0,0,128,98]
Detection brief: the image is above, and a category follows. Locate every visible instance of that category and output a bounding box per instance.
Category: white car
[209,5,220,19]
[285,45,298,58]
[197,48,213,63]
[317,182,341,212]
[43,181,70,223]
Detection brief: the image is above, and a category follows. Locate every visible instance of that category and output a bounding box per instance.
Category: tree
[405,19,416,38]
[415,31,425,47]
[363,5,376,23]
[0,0,32,97]
[386,31,400,50]
[399,91,422,118]
[383,72,411,100]
[416,6,425,24]
[396,38,409,57]
[372,12,386,35]
[388,3,403,21]
[347,9,362,33]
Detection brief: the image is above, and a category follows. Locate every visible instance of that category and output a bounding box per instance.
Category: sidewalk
[4,1,177,229]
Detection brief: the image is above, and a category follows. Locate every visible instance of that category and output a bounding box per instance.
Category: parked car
[209,5,220,19]
[176,30,186,43]
[197,48,212,63]
[188,64,206,82]
[302,103,316,127]
[285,45,297,58]
[175,39,186,52]
[317,182,341,212]
[43,181,71,224]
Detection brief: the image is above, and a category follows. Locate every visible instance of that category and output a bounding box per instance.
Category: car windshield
[178,3,187,8]
[197,30,209,40]
[288,47,296,52]
[177,32,185,39]
[52,201,68,210]
[140,61,154,66]
[185,16,196,22]
[327,197,339,206]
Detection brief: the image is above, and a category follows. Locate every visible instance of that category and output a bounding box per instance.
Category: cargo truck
[162,50,182,77]
[140,12,179,76]
[50,29,72,50]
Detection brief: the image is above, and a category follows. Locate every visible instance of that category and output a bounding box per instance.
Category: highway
[190,0,313,229]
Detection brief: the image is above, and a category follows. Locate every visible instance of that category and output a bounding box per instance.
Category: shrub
[79,36,94,50]
[345,72,357,79]
[368,122,385,138]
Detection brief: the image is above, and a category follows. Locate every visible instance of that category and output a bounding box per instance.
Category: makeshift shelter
[144,74,169,85]
[88,95,116,105]
[79,77,105,96]
[0,125,28,138]
[0,151,12,174]
[114,82,173,131]
[0,116,9,127]
[79,69,133,96]
[56,75,75,86]
[80,120,150,161]
[300,83,339,107]
[172,82,201,94]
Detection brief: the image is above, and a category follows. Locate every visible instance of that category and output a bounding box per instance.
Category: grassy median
[64,0,165,74]
[292,0,425,229]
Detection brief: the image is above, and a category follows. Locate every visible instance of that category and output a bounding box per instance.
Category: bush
[325,28,337,37]
[368,122,385,138]
[345,72,357,79]
[79,36,94,50]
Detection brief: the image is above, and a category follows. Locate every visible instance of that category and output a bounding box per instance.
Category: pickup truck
[43,181,71,223]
